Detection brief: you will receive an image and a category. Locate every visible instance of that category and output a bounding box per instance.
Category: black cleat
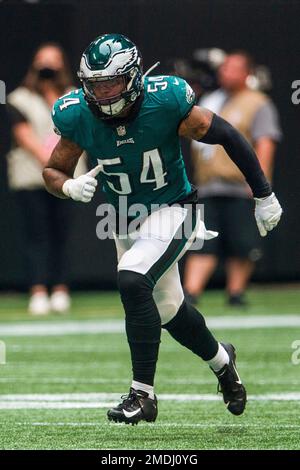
[212,343,247,416]
[107,388,158,425]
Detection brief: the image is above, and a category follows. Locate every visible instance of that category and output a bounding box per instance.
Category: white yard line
[13,422,300,429]
[0,402,114,409]
[0,392,299,409]
[0,320,125,336]
[0,377,130,384]
[1,315,300,336]
[1,377,299,385]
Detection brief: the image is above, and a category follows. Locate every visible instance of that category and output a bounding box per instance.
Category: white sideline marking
[0,392,299,409]
[1,315,300,336]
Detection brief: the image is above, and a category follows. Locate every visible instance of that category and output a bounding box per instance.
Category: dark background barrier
[0,0,299,289]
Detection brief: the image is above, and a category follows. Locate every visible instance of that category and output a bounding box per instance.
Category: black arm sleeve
[199,113,272,198]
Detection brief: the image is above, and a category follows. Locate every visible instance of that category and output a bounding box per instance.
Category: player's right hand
[62,164,103,203]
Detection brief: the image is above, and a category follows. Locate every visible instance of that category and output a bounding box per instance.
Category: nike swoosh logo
[232,362,242,384]
[123,408,141,418]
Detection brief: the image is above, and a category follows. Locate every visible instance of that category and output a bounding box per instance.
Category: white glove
[254,192,282,237]
[62,164,103,203]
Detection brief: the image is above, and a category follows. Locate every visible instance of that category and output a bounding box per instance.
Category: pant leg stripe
[146,207,198,286]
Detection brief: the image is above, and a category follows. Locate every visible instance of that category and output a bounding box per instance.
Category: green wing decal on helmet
[78,33,143,119]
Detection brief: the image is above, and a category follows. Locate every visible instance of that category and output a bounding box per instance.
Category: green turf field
[0,287,300,450]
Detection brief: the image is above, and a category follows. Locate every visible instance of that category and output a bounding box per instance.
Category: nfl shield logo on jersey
[116,125,126,136]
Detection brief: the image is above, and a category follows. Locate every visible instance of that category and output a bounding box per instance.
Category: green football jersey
[52,75,195,214]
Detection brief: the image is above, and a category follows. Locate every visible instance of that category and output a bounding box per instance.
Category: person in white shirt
[7,43,85,315]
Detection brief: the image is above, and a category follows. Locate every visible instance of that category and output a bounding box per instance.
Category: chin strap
[143,61,160,79]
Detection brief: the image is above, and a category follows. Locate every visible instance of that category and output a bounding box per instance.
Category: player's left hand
[62,164,103,203]
[254,192,283,237]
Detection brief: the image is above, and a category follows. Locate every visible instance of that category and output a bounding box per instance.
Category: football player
[43,34,282,425]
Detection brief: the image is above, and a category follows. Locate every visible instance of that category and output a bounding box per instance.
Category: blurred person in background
[184,51,282,306]
[6,43,80,315]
